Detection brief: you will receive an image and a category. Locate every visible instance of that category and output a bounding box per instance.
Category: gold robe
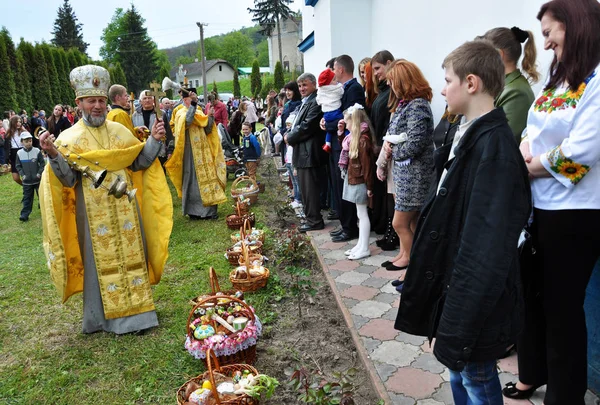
[107,107,137,139]
[164,105,227,206]
[40,120,173,319]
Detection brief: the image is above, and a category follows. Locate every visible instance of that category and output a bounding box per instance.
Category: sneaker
[290,200,303,209]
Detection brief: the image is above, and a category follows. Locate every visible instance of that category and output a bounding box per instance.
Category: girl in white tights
[337,104,375,260]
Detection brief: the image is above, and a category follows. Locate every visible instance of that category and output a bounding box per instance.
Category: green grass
[0,162,284,404]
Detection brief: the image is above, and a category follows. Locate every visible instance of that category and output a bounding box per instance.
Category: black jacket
[369,81,392,146]
[286,92,326,168]
[394,108,531,371]
[325,78,366,151]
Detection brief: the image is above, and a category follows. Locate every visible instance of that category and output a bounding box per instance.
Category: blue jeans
[449,360,503,405]
[285,163,302,202]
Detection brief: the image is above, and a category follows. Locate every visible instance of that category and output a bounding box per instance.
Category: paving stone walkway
[306,220,600,405]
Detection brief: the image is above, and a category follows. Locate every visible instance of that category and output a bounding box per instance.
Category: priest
[164,88,227,220]
[39,65,173,334]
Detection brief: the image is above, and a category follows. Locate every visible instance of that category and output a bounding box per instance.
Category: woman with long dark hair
[4,115,31,184]
[368,50,397,245]
[46,104,71,137]
[502,1,600,403]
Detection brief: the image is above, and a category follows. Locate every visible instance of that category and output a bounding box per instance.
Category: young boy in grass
[241,121,261,180]
[15,132,45,221]
[394,40,531,405]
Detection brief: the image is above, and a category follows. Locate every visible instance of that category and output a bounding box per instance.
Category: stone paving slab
[309,224,600,404]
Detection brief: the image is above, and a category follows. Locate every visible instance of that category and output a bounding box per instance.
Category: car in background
[218,93,234,104]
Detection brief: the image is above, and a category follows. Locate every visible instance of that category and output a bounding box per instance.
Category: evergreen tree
[212,80,218,97]
[52,47,71,104]
[260,79,272,99]
[66,48,80,71]
[51,0,88,54]
[233,69,241,98]
[56,47,76,102]
[274,61,285,91]
[111,62,128,87]
[0,35,17,113]
[15,51,34,113]
[17,41,38,108]
[39,44,62,107]
[32,46,54,111]
[248,0,293,64]
[118,5,159,95]
[250,59,262,97]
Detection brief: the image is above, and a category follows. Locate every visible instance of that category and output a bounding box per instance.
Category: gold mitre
[69,65,110,99]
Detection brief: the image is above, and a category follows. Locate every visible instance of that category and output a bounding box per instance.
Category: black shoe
[502,382,541,400]
[331,231,358,242]
[299,223,325,233]
[327,211,339,220]
[391,279,404,287]
[189,215,201,220]
[381,260,392,267]
[386,263,409,271]
[19,216,28,222]
[329,227,343,236]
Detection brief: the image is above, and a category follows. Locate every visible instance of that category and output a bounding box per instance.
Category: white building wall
[301,0,554,121]
[371,0,554,120]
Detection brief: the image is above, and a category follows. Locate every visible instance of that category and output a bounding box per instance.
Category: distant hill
[161,25,268,67]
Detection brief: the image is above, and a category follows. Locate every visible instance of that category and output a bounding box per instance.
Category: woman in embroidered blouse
[502,1,600,404]
[381,60,434,276]
[479,26,540,143]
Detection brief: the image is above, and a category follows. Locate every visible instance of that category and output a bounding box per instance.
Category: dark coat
[286,92,326,168]
[369,81,392,147]
[394,108,531,371]
[325,78,366,151]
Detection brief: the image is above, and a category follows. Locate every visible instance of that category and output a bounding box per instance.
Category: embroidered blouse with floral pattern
[524,64,600,210]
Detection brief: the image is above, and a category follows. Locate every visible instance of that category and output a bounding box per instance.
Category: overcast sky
[3,0,305,59]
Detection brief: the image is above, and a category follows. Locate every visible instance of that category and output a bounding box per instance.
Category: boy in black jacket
[16,133,45,221]
[394,41,531,405]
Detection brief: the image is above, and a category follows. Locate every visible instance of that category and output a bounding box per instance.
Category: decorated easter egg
[189,388,211,404]
[193,324,215,340]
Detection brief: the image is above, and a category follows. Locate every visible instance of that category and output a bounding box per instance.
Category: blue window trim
[298,31,315,53]
[305,0,319,6]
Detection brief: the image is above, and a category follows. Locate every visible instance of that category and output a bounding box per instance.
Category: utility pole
[196,22,208,104]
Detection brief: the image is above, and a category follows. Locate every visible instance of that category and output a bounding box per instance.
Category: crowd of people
[2,0,598,403]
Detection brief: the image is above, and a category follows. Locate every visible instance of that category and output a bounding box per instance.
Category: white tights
[350,203,370,255]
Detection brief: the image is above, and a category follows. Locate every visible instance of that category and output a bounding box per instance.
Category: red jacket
[205,101,228,127]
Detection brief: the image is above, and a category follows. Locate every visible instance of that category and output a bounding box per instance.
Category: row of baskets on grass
[178,177,274,404]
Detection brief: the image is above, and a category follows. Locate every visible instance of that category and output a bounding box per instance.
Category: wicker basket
[186,296,259,366]
[189,267,238,306]
[257,182,265,193]
[231,176,259,204]
[234,197,251,215]
[231,219,265,244]
[226,240,263,266]
[176,349,259,405]
[226,212,255,230]
[229,242,270,292]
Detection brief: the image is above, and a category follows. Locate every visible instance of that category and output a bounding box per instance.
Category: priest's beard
[82,110,107,127]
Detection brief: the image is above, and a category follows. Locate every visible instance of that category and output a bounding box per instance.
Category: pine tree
[274,61,285,91]
[51,0,89,54]
[52,47,70,104]
[32,46,54,112]
[118,5,159,95]
[233,69,241,98]
[251,59,262,97]
[248,0,293,64]
[39,44,62,107]
[0,35,17,113]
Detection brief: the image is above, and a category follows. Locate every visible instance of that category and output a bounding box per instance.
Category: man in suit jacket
[322,55,366,242]
[286,73,326,232]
